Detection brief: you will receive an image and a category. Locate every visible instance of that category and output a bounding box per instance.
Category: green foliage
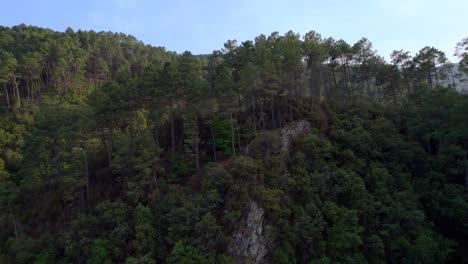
[0,25,466,264]
[132,204,156,257]
[168,154,192,183]
[34,251,55,264]
[212,116,232,153]
[322,202,363,258]
[166,242,209,264]
[87,239,111,264]
[272,248,292,264]
[272,241,296,264]
[8,235,40,264]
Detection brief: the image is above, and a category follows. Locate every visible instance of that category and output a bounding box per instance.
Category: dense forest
[0,24,467,264]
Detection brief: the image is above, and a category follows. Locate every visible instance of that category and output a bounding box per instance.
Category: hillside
[0,25,467,264]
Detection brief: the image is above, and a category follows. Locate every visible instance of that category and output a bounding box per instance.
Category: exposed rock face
[280,120,312,152]
[228,201,271,264]
[438,63,468,93]
[227,122,311,263]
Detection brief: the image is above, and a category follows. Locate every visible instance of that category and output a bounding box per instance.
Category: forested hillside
[0,24,467,264]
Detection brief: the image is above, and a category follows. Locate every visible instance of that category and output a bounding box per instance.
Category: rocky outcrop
[227,121,311,263]
[228,201,272,264]
[280,120,312,152]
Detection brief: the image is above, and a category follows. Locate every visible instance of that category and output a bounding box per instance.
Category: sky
[1,0,467,61]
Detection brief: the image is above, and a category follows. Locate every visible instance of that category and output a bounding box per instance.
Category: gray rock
[228,201,272,264]
[280,120,312,152]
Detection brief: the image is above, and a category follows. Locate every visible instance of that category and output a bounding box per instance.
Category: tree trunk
[170,98,175,156]
[84,149,90,207]
[236,113,241,150]
[26,77,30,105]
[252,92,257,135]
[449,68,456,88]
[210,123,217,161]
[230,112,236,156]
[464,141,468,189]
[316,66,321,97]
[108,127,113,167]
[7,201,18,240]
[289,97,293,122]
[391,82,397,103]
[194,117,200,175]
[366,77,371,97]
[331,64,338,99]
[433,58,439,87]
[426,132,432,154]
[81,188,85,215]
[152,121,160,149]
[4,83,9,108]
[153,160,159,193]
[322,70,329,99]
[259,100,265,130]
[428,70,433,89]
[37,78,41,98]
[270,95,276,129]
[30,75,35,108]
[309,66,314,98]
[277,95,282,127]
[342,64,348,91]
[13,74,21,108]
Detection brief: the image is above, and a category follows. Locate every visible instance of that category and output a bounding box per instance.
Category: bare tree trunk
[366,77,371,96]
[30,76,35,108]
[259,100,265,130]
[13,74,21,108]
[342,64,347,91]
[391,81,398,103]
[331,65,338,99]
[426,132,432,154]
[152,121,160,149]
[270,95,276,129]
[316,66,321,97]
[4,83,9,108]
[252,93,257,135]
[398,80,404,99]
[236,114,241,150]
[449,68,456,88]
[170,98,175,156]
[428,71,433,89]
[322,71,329,100]
[309,66,315,98]
[7,201,18,240]
[464,141,468,189]
[84,149,90,207]
[210,123,217,161]
[81,188,85,215]
[277,95,282,127]
[153,160,159,193]
[179,116,185,149]
[36,78,41,98]
[108,127,113,167]
[230,112,236,156]
[26,78,30,105]
[433,58,439,87]
[289,97,293,122]
[194,117,200,175]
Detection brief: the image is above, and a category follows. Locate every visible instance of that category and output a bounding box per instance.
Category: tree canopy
[0,24,467,264]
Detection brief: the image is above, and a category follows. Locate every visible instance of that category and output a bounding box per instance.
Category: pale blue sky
[1,0,466,61]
